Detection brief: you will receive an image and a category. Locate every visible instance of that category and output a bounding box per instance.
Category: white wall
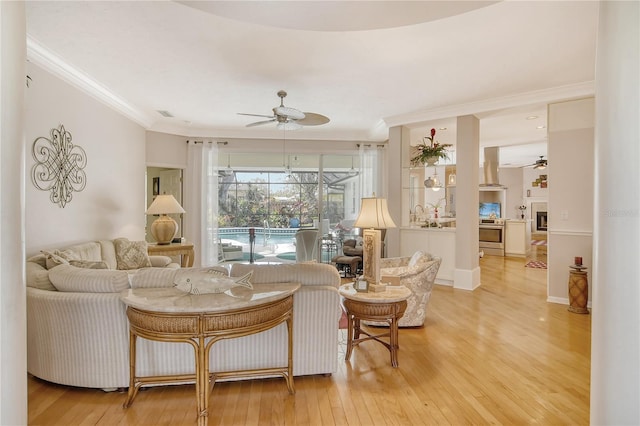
[591,1,640,423]
[25,63,146,255]
[1,3,27,424]
[497,167,524,219]
[523,166,549,199]
[146,130,187,168]
[547,98,594,304]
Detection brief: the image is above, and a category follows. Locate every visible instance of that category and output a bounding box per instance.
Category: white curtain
[358,144,387,200]
[184,141,219,267]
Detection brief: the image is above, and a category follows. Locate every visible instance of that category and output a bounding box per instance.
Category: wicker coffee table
[121,283,300,425]
[339,283,411,368]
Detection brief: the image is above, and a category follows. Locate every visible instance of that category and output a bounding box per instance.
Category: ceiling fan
[523,156,548,169]
[238,90,330,129]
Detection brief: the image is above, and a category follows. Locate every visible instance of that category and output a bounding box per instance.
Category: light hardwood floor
[28,251,590,425]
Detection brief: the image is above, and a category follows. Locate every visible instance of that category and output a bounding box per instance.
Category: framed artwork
[362,229,381,285]
[152,177,160,196]
[354,279,369,292]
[541,181,548,188]
[532,181,539,187]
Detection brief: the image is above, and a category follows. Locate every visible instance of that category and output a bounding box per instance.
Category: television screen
[479,202,501,218]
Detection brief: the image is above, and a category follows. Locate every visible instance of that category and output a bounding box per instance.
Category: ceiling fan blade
[246,119,276,127]
[274,106,305,120]
[238,112,275,119]
[297,112,330,126]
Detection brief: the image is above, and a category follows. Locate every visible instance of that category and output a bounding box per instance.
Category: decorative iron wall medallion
[31,124,87,208]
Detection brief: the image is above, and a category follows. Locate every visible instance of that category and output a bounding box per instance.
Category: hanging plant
[410,128,452,166]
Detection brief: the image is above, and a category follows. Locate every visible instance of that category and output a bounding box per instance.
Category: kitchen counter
[403,225,456,232]
[404,217,456,230]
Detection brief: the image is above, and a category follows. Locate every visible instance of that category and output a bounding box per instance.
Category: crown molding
[383,81,595,128]
[26,36,155,128]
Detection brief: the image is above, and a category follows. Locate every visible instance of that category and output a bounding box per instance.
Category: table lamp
[354,196,396,292]
[146,194,185,245]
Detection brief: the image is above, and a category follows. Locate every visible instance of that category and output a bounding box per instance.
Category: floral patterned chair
[370,251,441,327]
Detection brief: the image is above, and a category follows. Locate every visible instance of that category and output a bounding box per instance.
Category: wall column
[454,115,480,290]
[386,125,408,258]
[0,2,27,424]
[591,1,640,423]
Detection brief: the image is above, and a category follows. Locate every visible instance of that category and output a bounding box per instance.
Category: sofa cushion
[49,264,130,293]
[113,238,152,270]
[230,263,340,287]
[69,259,109,269]
[148,255,174,268]
[63,242,103,262]
[98,240,118,269]
[26,261,57,291]
[128,267,179,289]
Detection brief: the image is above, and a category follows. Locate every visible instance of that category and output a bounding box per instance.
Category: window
[217,153,360,231]
[218,171,319,228]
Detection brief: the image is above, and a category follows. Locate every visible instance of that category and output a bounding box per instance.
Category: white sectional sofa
[26,241,342,390]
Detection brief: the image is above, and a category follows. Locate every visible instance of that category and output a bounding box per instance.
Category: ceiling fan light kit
[239,90,330,129]
[533,156,547,169]
[522,155,547,169]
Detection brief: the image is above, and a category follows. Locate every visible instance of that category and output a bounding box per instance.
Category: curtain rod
[186,141,228,145]
[356,144,386,148]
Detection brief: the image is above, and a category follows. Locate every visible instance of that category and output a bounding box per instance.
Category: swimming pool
[218,228,297,246]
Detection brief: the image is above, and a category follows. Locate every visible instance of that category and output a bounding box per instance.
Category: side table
[339,283,411,368]
[148,241,194,267]
[120,283,300,425]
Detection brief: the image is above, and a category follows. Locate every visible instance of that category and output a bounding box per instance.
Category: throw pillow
[49,264,130,293]
[408,251,428,269]
[113,238,152,270]
[41,249,74,269]
[174,268,252,295]
[69,259,109,269]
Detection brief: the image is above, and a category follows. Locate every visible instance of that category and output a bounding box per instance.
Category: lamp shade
[146,194,185,215]
[354,197,397,229]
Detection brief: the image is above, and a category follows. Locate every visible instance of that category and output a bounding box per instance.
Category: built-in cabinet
[504,220,531,257]
[399,227,455,285]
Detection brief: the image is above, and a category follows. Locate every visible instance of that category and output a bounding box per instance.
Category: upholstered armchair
[375,251,441,327]
[341,239,363,257]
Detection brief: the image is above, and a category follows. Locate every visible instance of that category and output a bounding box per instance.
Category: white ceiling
[25,1,598,167]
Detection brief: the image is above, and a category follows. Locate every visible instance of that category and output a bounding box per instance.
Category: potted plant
[411,128,453,167]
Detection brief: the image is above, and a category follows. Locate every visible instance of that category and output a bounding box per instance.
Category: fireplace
[536,211,548,231]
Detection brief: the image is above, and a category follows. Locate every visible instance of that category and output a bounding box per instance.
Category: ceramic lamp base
[150,215,178,245]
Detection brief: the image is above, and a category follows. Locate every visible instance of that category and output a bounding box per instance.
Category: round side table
[339,284,411,368]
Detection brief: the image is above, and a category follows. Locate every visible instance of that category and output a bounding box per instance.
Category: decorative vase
[521,214,525,219]
[425,157,438,166]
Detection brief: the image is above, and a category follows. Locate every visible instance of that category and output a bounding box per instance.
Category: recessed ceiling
[25,1,598,166]
[178,1,499,31]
